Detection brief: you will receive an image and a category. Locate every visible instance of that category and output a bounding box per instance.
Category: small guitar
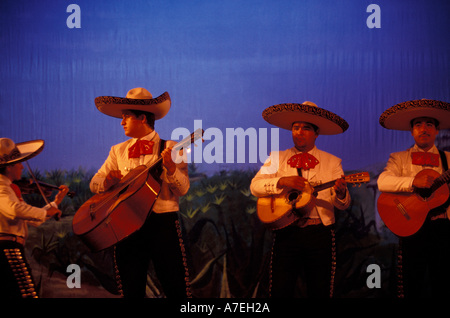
[72,129,204,251]
[377,169,450,237]
[257,172,370,230]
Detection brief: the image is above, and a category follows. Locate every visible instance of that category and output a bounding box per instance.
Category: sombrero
[262,101,349,135]
[379,99,450,131]
[0,138,44,167]
[94,87,171,120]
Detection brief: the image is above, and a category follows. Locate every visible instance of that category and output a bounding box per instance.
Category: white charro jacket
[90,130,189,213]
[250,146,351,226]
[0,174,55,239]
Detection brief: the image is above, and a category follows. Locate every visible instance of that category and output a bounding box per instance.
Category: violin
[14,178,76,198]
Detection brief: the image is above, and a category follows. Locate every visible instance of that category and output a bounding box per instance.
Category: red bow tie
[411,152,440,167]
[10,183,23,201]
[288,153,319,170]
[128,140,154,159]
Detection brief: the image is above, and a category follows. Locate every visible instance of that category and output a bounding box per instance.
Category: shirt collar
[132,130,157,143]
[291,145,317,155]
[412,144,438,153]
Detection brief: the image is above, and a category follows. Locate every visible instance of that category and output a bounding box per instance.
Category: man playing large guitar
[377,99,450,298]
[250,101,351,298]
[88,87,191,298]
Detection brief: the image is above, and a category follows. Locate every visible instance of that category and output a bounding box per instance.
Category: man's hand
[277,176,308,191]
[412,174,435,188]
[104,170,123,190]
[46,206,62,220]
[161,147,176,176]
[333,177,348,199]
[53,185,69,205]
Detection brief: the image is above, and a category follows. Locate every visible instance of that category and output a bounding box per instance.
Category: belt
[298,217,322,228]
[0,235,25,245]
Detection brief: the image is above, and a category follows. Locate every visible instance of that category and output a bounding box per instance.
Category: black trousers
[0,241,38,299]
[400,218,450,298]
[270,224,335,298]
[114,212,190,298]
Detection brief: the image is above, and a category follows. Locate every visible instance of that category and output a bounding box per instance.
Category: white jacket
[250,146,351,226]
[90,131,189,213]
[0,174,54,239]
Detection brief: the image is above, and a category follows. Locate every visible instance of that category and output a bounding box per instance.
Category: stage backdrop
[1,0,450,300]
[1,0,449,175]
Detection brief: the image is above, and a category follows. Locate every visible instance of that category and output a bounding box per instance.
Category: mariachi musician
[250,101,351,298]
[0,138,68,298]
[89,87,191,298]
[377,99,450,298]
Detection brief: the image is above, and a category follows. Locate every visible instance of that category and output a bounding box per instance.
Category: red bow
[10,183,23,201]
[288,153,319,170]
[411,152,440,167]
[128,140,154,159]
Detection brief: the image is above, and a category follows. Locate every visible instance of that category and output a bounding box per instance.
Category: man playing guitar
[250,101,351,298]
[89,88,191,298]
[378,99,450,298]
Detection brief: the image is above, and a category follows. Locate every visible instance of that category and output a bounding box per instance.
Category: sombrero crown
[94,87,171,120]
[262,101,348,135]
[379,99,450,131]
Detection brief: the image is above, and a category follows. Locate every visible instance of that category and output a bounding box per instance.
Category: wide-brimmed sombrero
[94,87,171,120]
[262,101,349,135]
[379,99,450,131]
[0,138,44,167]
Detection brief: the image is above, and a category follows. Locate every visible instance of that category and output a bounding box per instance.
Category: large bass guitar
[72,129,203,251]
[377,169,450,237]
[257,172,370,230]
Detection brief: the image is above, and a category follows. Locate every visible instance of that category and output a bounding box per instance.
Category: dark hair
[128,110,155,129]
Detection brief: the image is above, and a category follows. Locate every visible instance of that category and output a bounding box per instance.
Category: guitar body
[72,129,203,252]
[257,184,316,230]
[256,172,370,230]
[72,164,162,251]
[377,169,450,237]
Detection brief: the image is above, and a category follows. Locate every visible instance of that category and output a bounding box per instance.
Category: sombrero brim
[94,91,171,120]
[262,103,349,135]
[0,140,44,167]
[379,99,450,131]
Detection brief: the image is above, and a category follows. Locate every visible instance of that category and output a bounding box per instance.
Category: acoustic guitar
[72,129,203,251]
[257,172,370,230]
[377,169,450,237]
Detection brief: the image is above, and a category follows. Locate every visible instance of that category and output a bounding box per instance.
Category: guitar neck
[431,169,450,192]
[145,128,203,170]
[312,179,338,194]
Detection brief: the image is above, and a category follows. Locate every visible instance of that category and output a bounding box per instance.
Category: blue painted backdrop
[1,0,449,174]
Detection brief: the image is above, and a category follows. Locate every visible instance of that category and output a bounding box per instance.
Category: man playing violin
[250,101,351,298]
[90,88,191,298]
[0,138,69,298]
[378,99,450,298]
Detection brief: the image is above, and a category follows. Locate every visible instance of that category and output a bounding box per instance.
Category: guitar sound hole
[118,185,130,196]
[417,188,432,200]
[287,191,299,202]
